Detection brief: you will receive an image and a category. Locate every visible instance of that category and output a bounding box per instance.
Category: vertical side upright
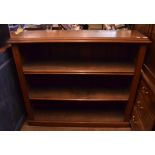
[12,44,34,120]
[124,45,147,121]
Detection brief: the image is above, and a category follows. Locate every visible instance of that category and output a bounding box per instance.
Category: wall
[0,48,25,130]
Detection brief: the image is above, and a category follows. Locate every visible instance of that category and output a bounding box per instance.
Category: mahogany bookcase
[9,30,151,128]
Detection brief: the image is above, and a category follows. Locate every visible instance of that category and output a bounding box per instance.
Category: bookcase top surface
[9,30,151,43]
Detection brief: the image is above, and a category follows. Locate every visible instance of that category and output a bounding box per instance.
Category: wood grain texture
[29,87,129,102]
[27,121,130,128]
[9,30,151,43]
[125,46,147,120]
[134,87,154,130]
[141,70,155,118]
[130,106,145,131]
[23,61,135,75]
[26,106,130,128]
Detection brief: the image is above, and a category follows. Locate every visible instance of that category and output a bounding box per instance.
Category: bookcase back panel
[19,43,139,64]
[26,75,132,89]
[31,101,126,122]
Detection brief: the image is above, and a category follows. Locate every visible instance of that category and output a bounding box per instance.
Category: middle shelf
[29,86,129,101]
[26,75,131,102]
[23,61,135,75]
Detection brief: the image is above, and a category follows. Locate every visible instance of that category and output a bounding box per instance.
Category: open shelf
[29,86,129,101]
[20,43,138,76]
[33,108,125,123]
[28,102,129,127]
[23,61,135,75]
[27,75,131,102]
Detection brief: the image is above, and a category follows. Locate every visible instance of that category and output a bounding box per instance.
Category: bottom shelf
[28,102,129,127]
[22,122,131,131]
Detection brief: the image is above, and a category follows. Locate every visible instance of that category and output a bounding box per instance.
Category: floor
[21,122,131,131]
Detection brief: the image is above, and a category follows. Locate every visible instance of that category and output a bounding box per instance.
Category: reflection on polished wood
[9,30,151,43]
[21,121,131,131]
[29,86,129,101]
[23,61,135,75]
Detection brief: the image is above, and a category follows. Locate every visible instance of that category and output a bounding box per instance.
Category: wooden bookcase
[9,30,151,128]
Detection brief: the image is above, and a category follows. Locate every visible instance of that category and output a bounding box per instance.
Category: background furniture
[130,24,155,130]
[88,24,103,30]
